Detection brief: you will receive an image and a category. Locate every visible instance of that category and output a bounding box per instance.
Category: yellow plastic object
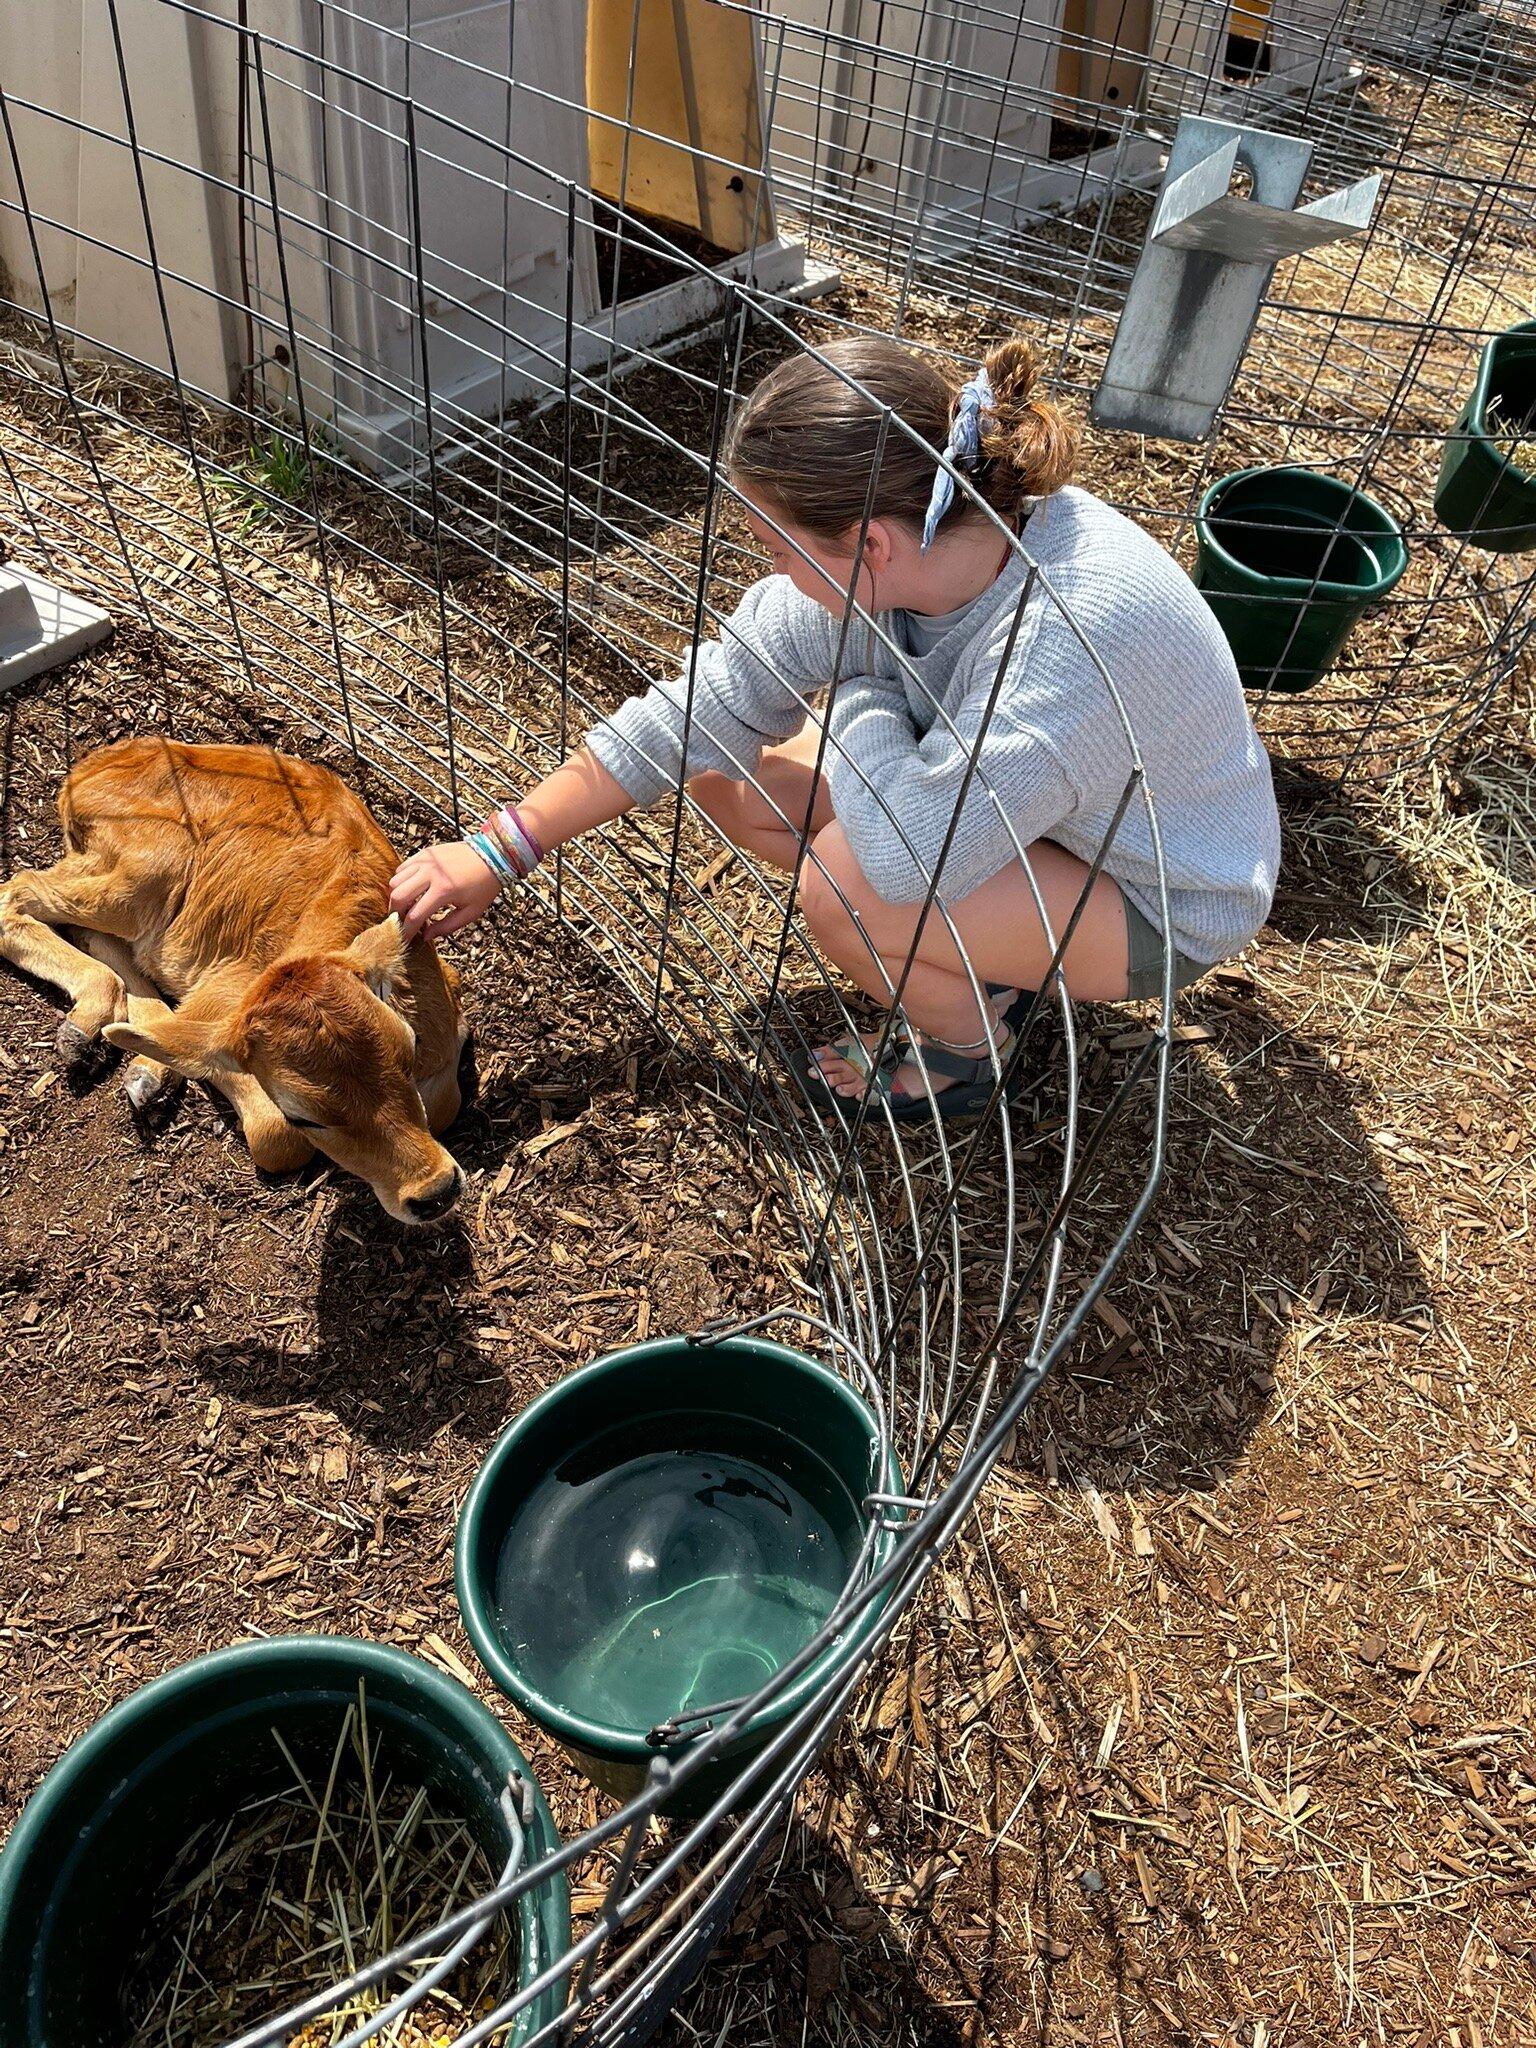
[1228,0,1274,39]
[586,0,773,252]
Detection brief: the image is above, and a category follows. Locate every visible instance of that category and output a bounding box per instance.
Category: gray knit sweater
[585,487,1280,965]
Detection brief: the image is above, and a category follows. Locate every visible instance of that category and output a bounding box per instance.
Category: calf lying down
[0,738,469,1223]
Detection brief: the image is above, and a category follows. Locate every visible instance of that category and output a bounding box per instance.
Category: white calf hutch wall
[758,0,1425,252]
[0,0,1453,477]
[0,0,819,473]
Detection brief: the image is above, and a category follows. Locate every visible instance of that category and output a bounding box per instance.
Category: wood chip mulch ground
[5,64,1536,2026]
[0,637,803,1915]
[4,626,1535,2048]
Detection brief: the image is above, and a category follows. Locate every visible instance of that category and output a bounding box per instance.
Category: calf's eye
[285,1112,324,1131]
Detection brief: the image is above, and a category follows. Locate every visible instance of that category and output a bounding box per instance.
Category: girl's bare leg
[687,717,835,870]
[690,731,1131,1098]
[799,825,1131,1098]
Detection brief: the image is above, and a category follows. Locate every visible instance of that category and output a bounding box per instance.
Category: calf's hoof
[56,1019,112,1073]
[123,1059,180,1117]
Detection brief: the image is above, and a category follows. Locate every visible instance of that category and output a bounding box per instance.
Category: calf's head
[105,918,464,1224]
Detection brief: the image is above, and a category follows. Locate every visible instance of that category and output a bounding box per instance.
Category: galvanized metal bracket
[1092,117,1381,442]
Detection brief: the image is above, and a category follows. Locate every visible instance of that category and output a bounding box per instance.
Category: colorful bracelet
[494,804,544,872]
[481,816,526,876]
[467,802,545,891]
[464,828,516,886]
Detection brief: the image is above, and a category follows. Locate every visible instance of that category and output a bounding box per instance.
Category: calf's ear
[344,914,406,1003]
[102,1000,241,1080]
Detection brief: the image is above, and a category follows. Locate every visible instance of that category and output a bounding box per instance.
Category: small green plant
[215,426,319,533]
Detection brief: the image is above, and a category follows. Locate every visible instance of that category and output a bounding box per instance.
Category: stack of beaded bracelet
[464,804,545,888]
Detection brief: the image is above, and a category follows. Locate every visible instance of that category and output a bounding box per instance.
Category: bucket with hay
[0,1636,570,2048]
[1435,320,1536,553]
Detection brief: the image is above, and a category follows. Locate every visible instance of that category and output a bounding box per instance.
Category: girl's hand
[390,841,502,943]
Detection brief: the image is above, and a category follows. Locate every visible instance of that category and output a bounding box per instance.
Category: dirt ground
[0,635,806,1926]
[4,622,1535,2048]
[676,707,1536,2048]
[4,46,1536,2048]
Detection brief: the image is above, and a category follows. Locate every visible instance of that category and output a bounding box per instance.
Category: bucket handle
[689,1304,878,1388]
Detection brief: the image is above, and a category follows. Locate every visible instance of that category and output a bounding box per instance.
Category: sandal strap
[862,1063,910,1105]
[822,1033,877,1081]
[821,1031,916,1102]
[910,1027,1016,1085]
[823,1028,913,1081]
[822,1019,1017,1105]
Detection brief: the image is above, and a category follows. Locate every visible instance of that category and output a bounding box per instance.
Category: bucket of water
[0,1635,570,2047]
[1194,464,1408,693]
[455,1334,902,1817]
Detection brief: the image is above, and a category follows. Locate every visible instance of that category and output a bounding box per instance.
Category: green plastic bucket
[1434,320,1536,552]
[456,1335,902,1818]
[0,1636,570,2048]
[1194,465,1409,693]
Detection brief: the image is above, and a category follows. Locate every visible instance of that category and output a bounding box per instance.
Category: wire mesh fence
[754,0,1536,777]
[0,0,1528,2039]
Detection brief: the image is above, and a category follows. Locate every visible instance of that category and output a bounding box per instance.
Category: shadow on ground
[680,1809,979,2047]
[184,1197,504,1452]
[1015,993,1429,1497]
[1454,727,1536,894]
[1266,759,1430,946]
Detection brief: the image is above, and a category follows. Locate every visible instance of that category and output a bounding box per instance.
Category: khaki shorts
[1122,891,1210,1002]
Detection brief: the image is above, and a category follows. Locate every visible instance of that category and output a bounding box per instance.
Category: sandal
[804,1020,1018,1124]
[988,981,1039,1036]
[801,1027,913,1119]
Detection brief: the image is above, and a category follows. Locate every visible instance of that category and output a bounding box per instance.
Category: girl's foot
[812,993,1018,1102]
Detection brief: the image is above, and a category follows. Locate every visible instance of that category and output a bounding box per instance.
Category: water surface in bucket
[493,1412,864,1734]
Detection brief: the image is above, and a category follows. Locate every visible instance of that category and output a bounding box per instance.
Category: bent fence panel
[0,0,1525,2038]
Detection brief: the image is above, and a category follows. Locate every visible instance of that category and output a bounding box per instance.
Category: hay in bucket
[121,1684,511,2048]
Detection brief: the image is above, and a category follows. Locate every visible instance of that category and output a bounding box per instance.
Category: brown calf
[0,738,469,1223]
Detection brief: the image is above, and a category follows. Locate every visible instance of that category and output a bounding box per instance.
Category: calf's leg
[0,859,136,1060]
[113,991,316,1175]
[73,931,179,1112]
[417,1057,464,1135]
[218,1068,316,1176]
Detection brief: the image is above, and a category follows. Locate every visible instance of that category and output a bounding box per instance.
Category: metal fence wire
[0,0,1528,2040]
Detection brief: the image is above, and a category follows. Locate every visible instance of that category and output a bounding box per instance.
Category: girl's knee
[692,769,783,842]
[688,769,738,829]
[800,825,863,938]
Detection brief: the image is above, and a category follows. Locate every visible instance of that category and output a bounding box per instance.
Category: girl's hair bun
[979,337,1078,515]
[724,331,1077,545]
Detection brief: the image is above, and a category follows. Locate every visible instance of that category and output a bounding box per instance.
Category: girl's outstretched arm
[391,578,836,945]
[389,749,632,943]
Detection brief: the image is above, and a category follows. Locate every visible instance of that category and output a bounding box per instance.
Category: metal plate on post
[1092,116,1380,440]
